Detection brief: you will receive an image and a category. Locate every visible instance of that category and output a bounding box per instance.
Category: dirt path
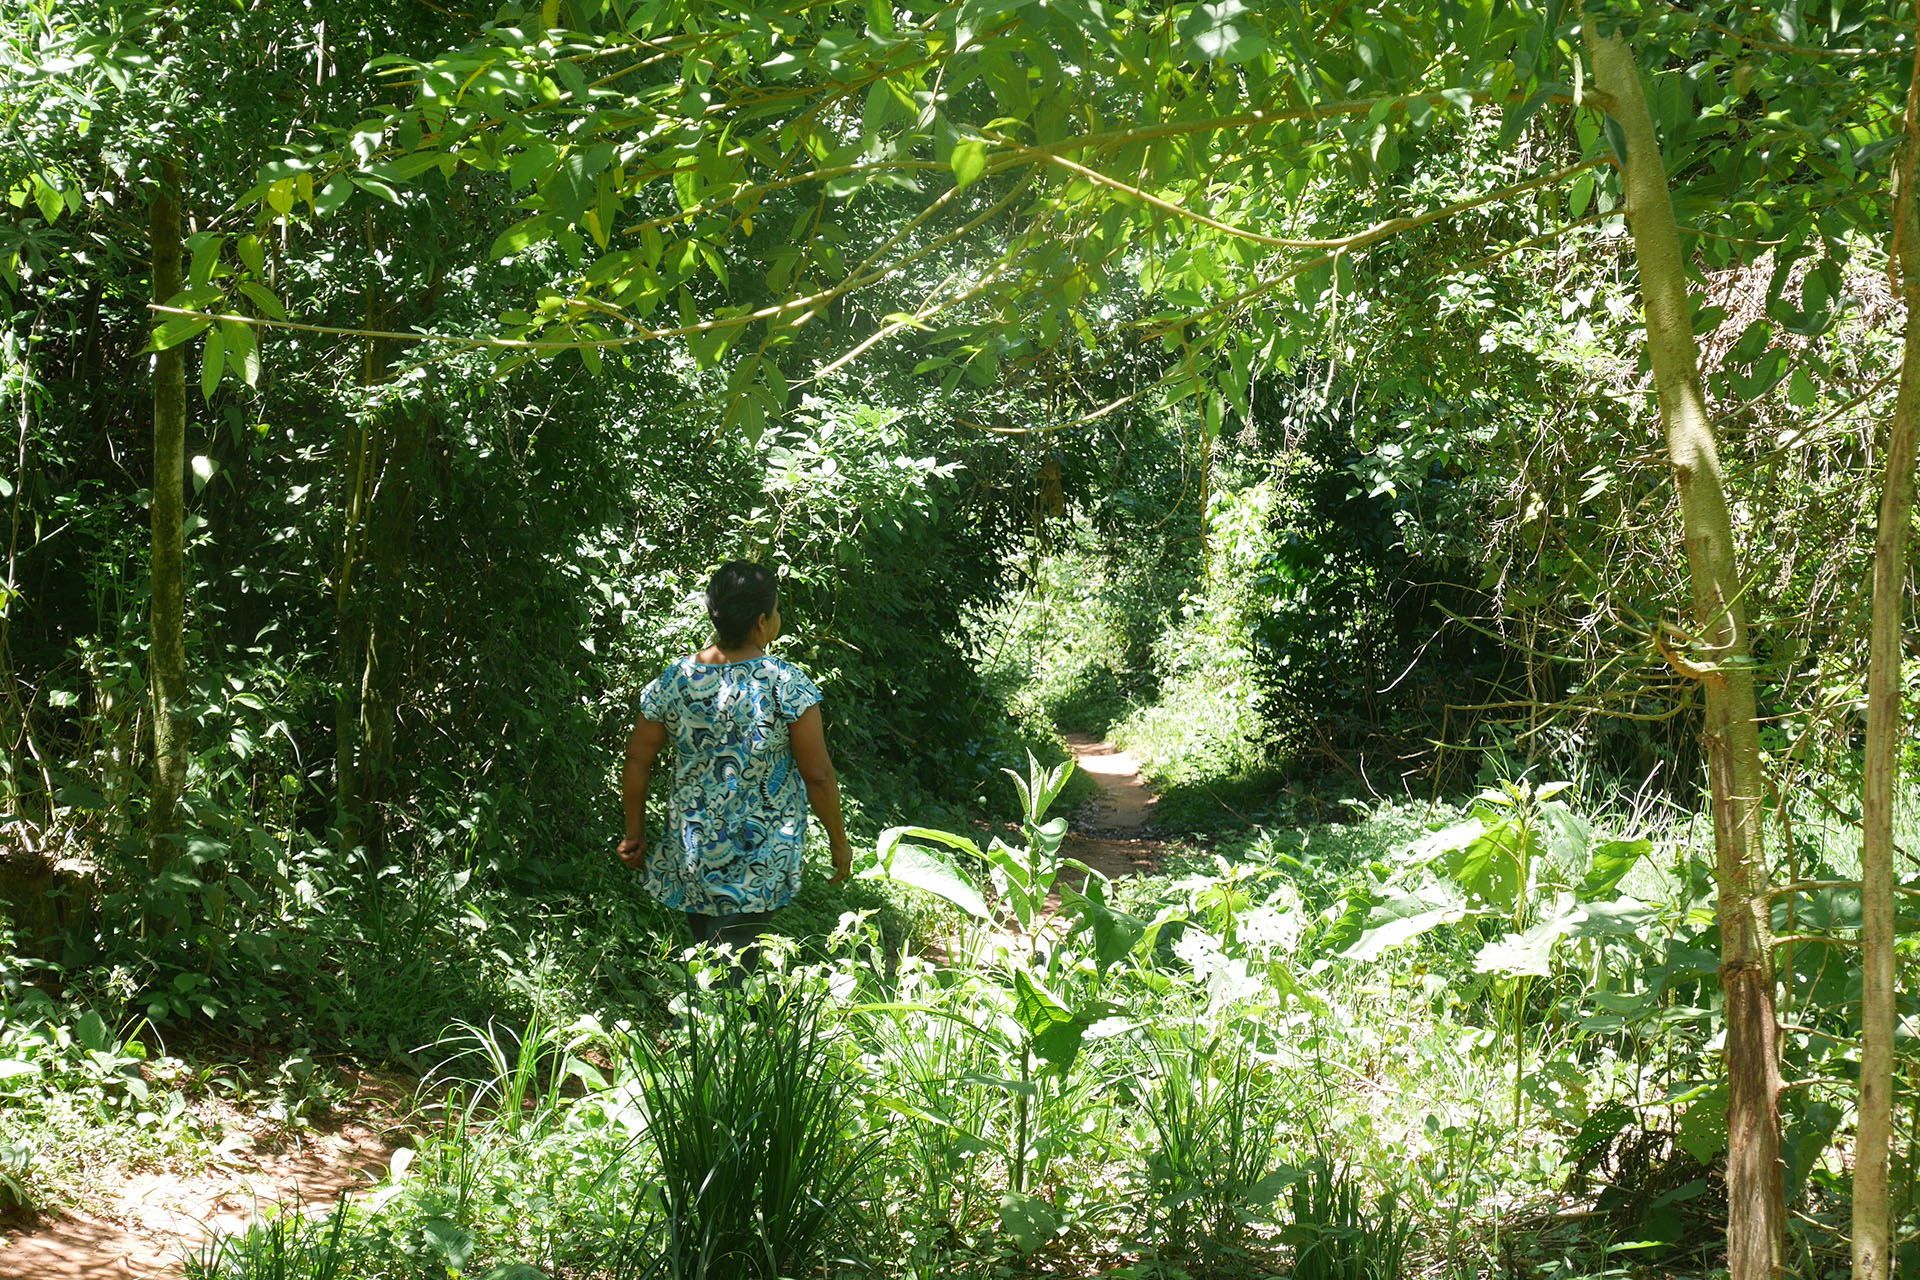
[0,1078,405,1279]
[1057,733,1168,884]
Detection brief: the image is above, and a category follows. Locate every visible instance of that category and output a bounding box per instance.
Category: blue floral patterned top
[637,655,823,915]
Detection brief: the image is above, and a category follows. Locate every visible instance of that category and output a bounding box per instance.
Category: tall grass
[612,979,877,1279]
[1135,1022,1285,1260]
[186,1197,355,1280]
[1285,1159,1412,1280]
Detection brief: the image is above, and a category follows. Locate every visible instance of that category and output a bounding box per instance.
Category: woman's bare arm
[788,705,853,884]
[619,715,667,867]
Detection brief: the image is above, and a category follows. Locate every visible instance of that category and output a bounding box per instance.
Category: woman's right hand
[618,835,647,868]
[827,838,853,885]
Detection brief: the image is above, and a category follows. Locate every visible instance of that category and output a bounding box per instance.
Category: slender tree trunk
[1853,143,1920,1280]
[1584,23,1785,1279]
[354,402,424,856]
[334,408,373,853]
[336,228,381,853]
[147,159,188,870]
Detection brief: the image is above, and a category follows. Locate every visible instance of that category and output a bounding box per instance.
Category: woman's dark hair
[706,561,778,648]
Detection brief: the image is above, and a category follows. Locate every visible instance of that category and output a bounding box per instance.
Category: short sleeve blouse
[636,655,824,915]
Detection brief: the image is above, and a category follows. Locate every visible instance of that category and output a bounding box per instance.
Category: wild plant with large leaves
[1338,777,1657,1118]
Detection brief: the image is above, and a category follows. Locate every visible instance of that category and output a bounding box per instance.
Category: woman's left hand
[618,835,647,868]
[827,838,853,885]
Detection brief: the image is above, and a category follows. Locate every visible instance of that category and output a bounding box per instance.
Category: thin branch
[1143,159,1612,338]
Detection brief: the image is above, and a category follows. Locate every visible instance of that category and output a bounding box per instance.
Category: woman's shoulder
[758,655,818,682]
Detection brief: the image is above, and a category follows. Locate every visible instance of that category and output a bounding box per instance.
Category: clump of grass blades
[1284,1159,1411,1280]
[611,979,877,1280]
[186,1196,355,1280]
[1136,1025,1284,1261]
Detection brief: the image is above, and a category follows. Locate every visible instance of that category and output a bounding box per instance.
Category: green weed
[612,977,877,1279]
[187,1197,356,1280]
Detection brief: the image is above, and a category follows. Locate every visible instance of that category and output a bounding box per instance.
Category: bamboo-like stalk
[1852,81,1920,1280]
[1583,19,1785,1279]
[147,159,188,876]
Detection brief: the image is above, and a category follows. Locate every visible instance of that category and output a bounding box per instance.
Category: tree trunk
[334,407,373,853]
[1584,22,1785,1279]
[1853,145,1920,1280]
[147,159,188,871]
[359,403,424,836]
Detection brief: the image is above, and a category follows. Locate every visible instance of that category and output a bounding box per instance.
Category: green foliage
[189,1198,357,1280]
[4,1,1920,1275]
[619,978,878,1280]
[1284,1160,1412,1280]
[1134,1023,1290,1262]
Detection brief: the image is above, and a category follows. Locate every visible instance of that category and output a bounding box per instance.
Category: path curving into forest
[1057,733,1168,883]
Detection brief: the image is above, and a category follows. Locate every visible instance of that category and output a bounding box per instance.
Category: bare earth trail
[1055,732,1169,885]
[0,1080,403,1279]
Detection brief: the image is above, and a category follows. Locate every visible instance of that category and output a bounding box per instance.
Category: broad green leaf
[76,1011,110,1053]
[367,153,445,182]
[350,176,401,206]
[1405,818,1484,865]
[491,215,552,260]
[149,315,212,352]
[1178,1,1266,64]
[187,233,225,287]
[200,330,225,401]
[998,1191,1059,1255]
[190,455,216,494]
[1674,1082,1728,1164]
[510,140,560,191]
[1787,367,1817,408]
[1579,837,1652,897]
[1540,803,1590,876]
[1059,879,1144,973]
[1441,827,1525,910]
[860,837,989,918]
[31,174,63,224]
[1472,914,1570,979]
[1568,170,1594,218]
[1341,886,1465,962]
[314,177,353,216]
[1567,896,1656,938]
[238,282,288,321]
[950,141,987,190]
[222,320,259,386]
[1010,969,1073,1057]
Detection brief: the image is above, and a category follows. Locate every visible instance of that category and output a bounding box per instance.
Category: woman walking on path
[618,562,854,965]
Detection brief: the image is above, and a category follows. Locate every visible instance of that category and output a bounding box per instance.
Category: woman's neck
[699,642,765,664]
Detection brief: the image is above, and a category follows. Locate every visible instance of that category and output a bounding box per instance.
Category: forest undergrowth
[7,549,1908,1280]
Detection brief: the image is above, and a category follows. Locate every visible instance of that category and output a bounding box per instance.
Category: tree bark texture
[147,159,188,869]
[1853,149,1920,1280]
[1584,22,1785,1280]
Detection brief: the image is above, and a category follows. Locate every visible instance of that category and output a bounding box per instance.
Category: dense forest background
[2,0,1919,1277]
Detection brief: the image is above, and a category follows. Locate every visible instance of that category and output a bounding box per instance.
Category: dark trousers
[686,909,773,975]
